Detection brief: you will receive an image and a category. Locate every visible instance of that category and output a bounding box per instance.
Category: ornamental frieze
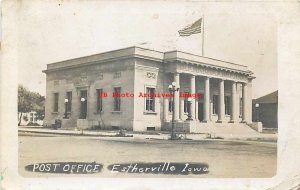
[175,63,248,82]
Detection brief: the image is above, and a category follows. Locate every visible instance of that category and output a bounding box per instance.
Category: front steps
[190,122,259,135]
[163,121,259,136]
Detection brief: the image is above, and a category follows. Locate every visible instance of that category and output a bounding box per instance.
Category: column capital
[242,82,248,86]
[235,81,247,85]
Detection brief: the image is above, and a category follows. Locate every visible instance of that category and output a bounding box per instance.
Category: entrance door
[198,102,204,121]
[80,90,87,119]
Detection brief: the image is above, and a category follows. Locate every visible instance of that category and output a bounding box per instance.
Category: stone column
[230,81,237,122]
[242,82,248,123]
[164,98,169,121]
[217,79,225,123]
[174,73,180,121]
[247,80,253,123]
[195,100,198,121]
[190,75,196,120]
[180,99,185,120]
[203,77,210,122]
[236,83,241,121]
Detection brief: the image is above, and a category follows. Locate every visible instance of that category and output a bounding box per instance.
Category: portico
[162,50,254,131]
[163,73,252,124]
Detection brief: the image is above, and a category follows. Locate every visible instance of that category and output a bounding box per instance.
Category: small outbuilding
[252,90,278,129]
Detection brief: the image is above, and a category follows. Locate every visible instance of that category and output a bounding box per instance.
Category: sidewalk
[18,126,277,142]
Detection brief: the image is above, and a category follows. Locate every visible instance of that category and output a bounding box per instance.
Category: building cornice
[43,46,253,77]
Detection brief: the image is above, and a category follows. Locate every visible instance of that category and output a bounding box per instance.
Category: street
[18,134,277,178]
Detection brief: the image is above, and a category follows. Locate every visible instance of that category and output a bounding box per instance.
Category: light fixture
[81,97,85,102]
[171,81,176,87]
[64,98,69,103]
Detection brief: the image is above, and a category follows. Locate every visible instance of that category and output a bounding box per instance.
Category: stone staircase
[189,122,259,136]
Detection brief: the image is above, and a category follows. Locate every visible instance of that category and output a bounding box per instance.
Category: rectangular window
[213,95,218,115]
[113,87,121,111]
[225,96,231,115]
[145,87,155,112]
[96,89,103,112]
[113,72,121,78]
[66,91,72,112]
[53,93,59,112]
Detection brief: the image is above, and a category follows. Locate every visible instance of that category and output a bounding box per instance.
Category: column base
[174,119,183,122]
[229,120,236,123]
[216,120,223,123]
[202,120,211,123]
[241,120,248,123]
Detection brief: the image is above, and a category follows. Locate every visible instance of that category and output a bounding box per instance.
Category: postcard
[1,0,300,189]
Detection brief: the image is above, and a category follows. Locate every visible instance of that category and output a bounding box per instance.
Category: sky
[17,1,277,99]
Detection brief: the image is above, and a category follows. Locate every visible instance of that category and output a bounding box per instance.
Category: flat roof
[44,46,252,74]
[253,90,278,104]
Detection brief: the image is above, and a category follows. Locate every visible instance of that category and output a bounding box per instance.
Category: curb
[18,129,277,143]
[18,129,120,137]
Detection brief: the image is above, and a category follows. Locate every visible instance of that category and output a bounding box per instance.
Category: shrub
[23,115,29,122]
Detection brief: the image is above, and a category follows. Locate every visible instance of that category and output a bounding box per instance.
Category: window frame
[53,93,59,112]
[113,87,121,111]
[145,87,156,112]
[66,91,72,112]
[96,89,103,112]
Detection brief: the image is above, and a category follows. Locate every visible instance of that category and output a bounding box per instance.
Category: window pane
[113,87,121,111]
[53,93,59,112]
[97,89,103,111]
[145,87,155,111]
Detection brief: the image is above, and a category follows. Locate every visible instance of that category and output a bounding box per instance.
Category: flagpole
[202,14,204,56]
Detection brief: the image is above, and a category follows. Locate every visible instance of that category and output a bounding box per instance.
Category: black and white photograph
[1,1,300,190]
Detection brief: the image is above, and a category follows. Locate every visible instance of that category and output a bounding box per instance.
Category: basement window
[147,127,155,131]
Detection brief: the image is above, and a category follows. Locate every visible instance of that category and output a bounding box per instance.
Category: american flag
[178,18,202,37]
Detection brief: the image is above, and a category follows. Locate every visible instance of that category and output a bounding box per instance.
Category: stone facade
[43,46,254,132]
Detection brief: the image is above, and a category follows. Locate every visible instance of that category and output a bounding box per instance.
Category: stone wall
[44,59,135,130]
